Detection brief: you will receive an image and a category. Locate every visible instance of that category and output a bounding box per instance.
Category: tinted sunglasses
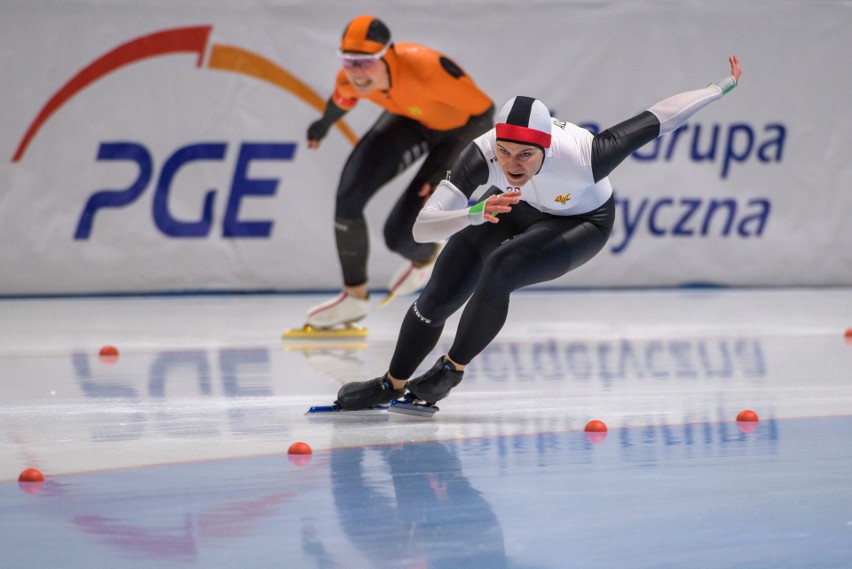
[338,43,390,69]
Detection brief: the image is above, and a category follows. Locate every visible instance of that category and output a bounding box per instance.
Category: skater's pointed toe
[405,356,464,405]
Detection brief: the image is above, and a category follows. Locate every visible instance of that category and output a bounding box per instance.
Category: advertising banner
[2,1,850,294]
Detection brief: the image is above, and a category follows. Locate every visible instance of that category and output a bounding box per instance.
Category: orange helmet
[339,15,392,56]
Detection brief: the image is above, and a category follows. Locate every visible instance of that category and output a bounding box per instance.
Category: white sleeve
[412,179,488,243]
[647,75,737,135]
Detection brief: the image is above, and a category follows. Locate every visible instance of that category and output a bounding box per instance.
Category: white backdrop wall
[2,0,850,295]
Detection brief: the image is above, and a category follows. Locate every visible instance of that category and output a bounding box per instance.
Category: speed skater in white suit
[333,55,742,411]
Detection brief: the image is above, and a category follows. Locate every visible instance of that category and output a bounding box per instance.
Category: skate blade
[283,341,368,352]
[283,324,368,339]
[379,291,397,308]
[388,399,439,418]
[305,404,389,418]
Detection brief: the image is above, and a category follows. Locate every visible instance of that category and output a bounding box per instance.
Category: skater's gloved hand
[307,119,331,149]
[307,99,347,149]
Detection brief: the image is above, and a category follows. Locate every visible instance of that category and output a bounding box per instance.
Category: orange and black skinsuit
[308,41,493,288]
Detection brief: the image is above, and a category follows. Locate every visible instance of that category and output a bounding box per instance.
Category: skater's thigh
[382,180,428,251]
[417,225,508,318]
[480,217,611,293]
[336,114,427,218]
[383,137,469,252]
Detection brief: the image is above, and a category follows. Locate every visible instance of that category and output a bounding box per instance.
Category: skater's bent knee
[408,298,457,328]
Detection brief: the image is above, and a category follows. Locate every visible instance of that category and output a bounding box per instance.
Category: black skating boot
[405,356,464,405]
[335,375,405,411]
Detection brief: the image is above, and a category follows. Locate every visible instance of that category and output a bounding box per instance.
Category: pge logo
[12,26,355,239]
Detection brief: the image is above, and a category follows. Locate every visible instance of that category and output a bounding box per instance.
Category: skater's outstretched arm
[648,54,741,135]
[591,55,741,181]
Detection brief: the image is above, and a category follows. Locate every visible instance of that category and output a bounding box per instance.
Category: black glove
[307,98,348,144]
[307,119,332,143]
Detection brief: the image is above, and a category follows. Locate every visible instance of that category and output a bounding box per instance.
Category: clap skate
[284,291,369,338]
[306,374,404,415]
[380,241,446,307]
[388,396,440,418]
[388,356,464,418]
[305,403,389,416]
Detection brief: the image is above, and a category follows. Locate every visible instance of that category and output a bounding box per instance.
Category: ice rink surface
[2,288,851,568]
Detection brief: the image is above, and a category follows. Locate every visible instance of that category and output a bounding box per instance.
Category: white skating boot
[283,291,369,338]
[307,291,369,328]
[382,241,446,306]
